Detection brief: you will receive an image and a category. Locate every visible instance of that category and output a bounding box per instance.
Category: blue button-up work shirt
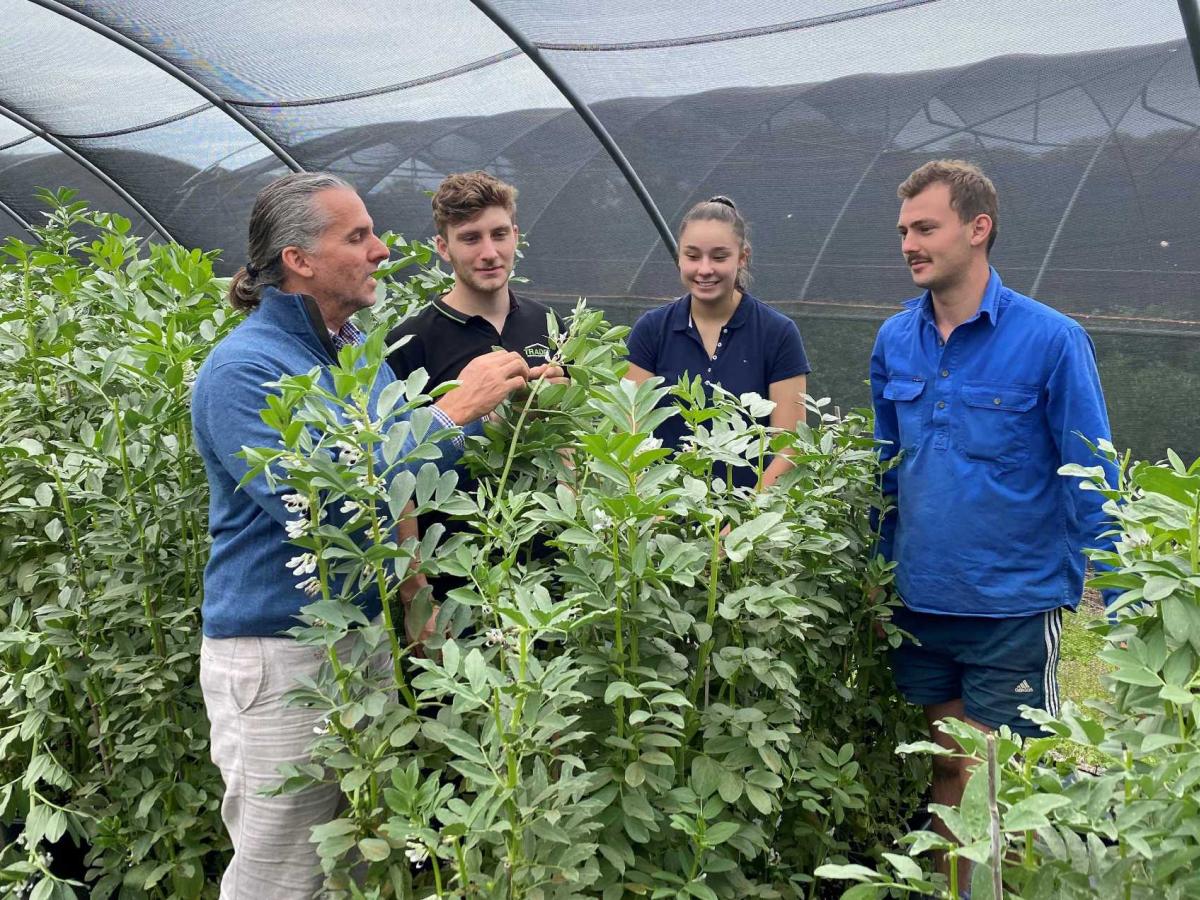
[870,269,1116,618]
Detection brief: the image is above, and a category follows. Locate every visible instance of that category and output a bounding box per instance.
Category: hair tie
[707,195,736,210]
[245,263,259,279]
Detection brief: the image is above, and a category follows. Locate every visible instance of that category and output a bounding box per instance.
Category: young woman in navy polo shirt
[625,196,811,490]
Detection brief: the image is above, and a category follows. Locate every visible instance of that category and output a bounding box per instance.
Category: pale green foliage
[819,447,1200,899]
[0,194,927,898]
[0,190,230,898]
[248,301,928,897]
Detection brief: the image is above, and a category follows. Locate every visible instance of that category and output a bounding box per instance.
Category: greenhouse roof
[2,0,1199,457]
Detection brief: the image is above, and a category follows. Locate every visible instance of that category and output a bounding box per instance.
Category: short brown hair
[898,159,998,252]
[431,170,517,236]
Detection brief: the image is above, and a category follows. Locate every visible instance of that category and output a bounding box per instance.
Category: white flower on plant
[593,508,613,530]
[282,493,309,514]
[339,499,362,516]
[485,628,507,647]
[285,518,309,540]
[767,847,781,866]
[181,359,197,388]
[480,603,493,616]
[404,840,429,865]
[296,576,322,598]
[287,553,317,576]
[336,441,363,467]
[635,436,662,454]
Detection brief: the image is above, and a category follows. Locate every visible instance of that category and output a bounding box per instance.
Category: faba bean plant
[245,295,928,897]
[819,448,1200,899]
[0,193,930,898]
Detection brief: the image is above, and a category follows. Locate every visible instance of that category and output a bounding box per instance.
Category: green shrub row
[0,194,926,898]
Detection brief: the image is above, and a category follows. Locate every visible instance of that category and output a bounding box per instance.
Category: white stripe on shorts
[1042,608,1062,718]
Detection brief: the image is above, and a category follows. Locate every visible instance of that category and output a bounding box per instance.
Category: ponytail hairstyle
[228,172,354,312]
[677,195,752,290]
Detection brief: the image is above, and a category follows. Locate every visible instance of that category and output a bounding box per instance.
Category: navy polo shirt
[626,292,810,487]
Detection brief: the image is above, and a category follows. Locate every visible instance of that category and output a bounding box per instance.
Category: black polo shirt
[385,290,562,598]
[385,290,561,388]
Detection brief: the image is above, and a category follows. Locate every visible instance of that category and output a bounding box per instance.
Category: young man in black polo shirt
[386,170,562,388]
[386,171,564,616]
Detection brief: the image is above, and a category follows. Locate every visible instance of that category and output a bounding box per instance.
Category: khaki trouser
[200,630,386,899]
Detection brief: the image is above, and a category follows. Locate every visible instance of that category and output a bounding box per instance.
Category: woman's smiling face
[678,218,746,306]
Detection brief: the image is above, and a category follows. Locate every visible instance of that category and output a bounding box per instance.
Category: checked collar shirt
[870,268,1118,618]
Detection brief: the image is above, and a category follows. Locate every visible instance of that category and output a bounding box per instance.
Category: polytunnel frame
[3,0,1200,267]
[0,103,175,241]
[0,197,34,238]
[1180,0,1200,90]
[29,0,304,175]
[467,0,679,259]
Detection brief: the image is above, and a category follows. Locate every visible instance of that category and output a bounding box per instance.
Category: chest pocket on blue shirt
[882,376,926,449]
[958,382,1039,464]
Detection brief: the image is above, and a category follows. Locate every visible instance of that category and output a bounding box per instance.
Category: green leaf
[1159,683,1193,705]
[1110,666,1162,688]
[744,784,773,815]
[604,681,642,704]
[1143,576,1179,602]
[717,768,743,803]
[463,648,487,693]
[691,755,723,799]
[882,851,923,881]
[441,639,460,676]
[358,837,392,861]
[1002,794,1071,831]
[814,863,881,883]
[704,821,739,845]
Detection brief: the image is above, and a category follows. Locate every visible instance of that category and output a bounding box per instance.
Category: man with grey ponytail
[192,172,533,897]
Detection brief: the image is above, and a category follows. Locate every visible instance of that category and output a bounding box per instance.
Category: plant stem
[361,428,418,710]
[494,370,549,506]
[686,517,724,717]
[611,525,627,743]
[20,255,50,412]
[111,398,167,661]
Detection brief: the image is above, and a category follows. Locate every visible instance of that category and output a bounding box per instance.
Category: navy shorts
[888,605,1063,737]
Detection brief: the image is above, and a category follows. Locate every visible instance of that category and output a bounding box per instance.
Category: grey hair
[228,172,354,312]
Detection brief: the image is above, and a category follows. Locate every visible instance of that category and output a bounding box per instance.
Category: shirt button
[717,342,722,347]
[937,400,946,409]
[941,369,949,377]
[993,397,1002,405]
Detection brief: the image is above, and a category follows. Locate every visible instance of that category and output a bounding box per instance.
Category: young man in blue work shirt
[870,159,1115,886]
